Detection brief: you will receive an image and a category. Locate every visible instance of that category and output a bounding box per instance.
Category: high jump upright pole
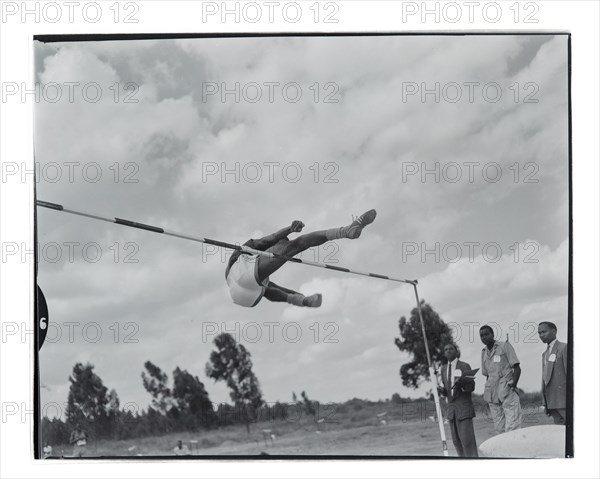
[413,283,449,456]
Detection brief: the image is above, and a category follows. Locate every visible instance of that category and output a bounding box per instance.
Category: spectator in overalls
[479,325,522,434]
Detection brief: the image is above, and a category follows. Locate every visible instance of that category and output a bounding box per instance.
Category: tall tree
[141,361,173,414]
[300,390,317,416]
[106,388,120,439]
[205,333,263,432]
[65,362,110,438]
[172,367,217,429]
[41,416,70,448]
[394,300,453,388]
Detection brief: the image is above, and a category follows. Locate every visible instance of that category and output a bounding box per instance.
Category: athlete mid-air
[225,210,377,308]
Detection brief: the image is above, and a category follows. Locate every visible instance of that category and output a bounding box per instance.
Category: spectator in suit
[439,343,478,457]
[538,321,568,425]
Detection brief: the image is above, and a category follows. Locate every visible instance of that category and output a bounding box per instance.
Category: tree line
[42,332,268,445]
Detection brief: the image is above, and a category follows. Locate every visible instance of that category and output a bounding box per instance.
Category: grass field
[48,402,554,457]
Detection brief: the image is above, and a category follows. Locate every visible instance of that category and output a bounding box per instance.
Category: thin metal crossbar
[36,200,417,285]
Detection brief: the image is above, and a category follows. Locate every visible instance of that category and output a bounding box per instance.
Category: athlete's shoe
[340,209,377,239]
[303,293,323,308]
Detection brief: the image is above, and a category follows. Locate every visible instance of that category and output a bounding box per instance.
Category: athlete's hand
[290,220,305,232]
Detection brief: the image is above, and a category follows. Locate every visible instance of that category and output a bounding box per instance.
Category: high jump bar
[36,200,417,285]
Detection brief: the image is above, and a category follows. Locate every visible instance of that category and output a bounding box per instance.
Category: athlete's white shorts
[226,254,268,307]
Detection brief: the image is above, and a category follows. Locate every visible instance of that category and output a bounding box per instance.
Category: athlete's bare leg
[256,209,377,282]
[264,282,322,307]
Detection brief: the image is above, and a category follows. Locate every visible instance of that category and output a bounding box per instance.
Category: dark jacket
[542,340,568,410]
[441,360,476,421]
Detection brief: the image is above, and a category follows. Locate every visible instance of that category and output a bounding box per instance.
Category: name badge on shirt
[548,353,556,362]
[453,369,462,377]
[493,355,501,363]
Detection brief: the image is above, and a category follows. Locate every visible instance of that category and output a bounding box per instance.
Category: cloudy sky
[34,34,569,416]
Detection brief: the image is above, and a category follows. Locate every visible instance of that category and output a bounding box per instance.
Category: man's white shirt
[545,339,557,366]
[448,358,459,388]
